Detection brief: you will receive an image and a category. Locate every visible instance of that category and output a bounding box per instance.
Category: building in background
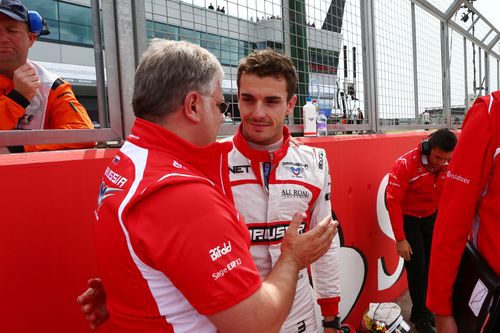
[24,0,344,124]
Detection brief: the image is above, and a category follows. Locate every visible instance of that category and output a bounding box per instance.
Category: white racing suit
[228,127,341,333]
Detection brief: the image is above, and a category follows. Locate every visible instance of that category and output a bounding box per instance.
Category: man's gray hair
[132,39,224,122]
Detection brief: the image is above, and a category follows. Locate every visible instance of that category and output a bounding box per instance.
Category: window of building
[58,2,93,45]
[148,21,179,40]
[179,28,201,45]
[309,47,339,74]
[220,37,239,66]
[201,33,221,58]
[146,21,251,68]
[22,0,93,46]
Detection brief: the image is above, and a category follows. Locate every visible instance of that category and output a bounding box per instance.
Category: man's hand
[396,239,413,261]
[76,278,109,330]
[281,213,337,270]
[13,63,40,101]
[435,315,457,333]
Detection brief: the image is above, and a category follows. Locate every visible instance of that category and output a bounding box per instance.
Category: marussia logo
[290,166,303,176]
[97,182,123,211]
[209,241,232,261]
[249,223,306,243]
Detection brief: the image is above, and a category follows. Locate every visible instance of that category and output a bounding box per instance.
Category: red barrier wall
[0,149,117,333]
[0,131,434,332]
[301,131,435,325]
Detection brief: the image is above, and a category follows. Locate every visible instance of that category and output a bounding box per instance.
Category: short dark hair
[429,128,457,152]
[237,49,298,101]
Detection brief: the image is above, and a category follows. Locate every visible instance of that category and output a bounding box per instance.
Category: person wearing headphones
[385,128,457,333]
[427,91,500,333]
[0,0,94,152]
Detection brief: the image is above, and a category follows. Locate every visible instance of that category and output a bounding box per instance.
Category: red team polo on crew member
[385,146,448,241]
[94,118,261,332]
[427,91,500,315]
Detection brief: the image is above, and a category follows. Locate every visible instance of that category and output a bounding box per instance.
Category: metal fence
[1,0,499,147]
[103,0,500,139]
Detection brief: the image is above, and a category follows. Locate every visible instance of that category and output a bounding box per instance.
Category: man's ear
[183,91,203,123]
[286,95,297,116]
[28,33,37,48]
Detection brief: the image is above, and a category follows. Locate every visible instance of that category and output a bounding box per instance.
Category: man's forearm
[207,254,300,333]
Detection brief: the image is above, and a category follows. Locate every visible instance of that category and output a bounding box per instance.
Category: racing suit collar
[128,118,234,199]
[233,125,290,163]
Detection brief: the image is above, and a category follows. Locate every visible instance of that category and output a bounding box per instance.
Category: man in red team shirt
[385,128,457,333]
[427,91,500,333]
[84,39,336,333]
[78,48,341,333]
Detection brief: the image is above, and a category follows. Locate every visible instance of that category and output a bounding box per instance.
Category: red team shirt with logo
[385,146,448,241]
[427,91,500,315]
[94,118,261,332]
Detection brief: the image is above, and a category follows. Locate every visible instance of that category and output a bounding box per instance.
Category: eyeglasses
[203,94,230,114]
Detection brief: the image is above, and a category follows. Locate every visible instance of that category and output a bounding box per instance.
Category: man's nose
[253,102,266,118]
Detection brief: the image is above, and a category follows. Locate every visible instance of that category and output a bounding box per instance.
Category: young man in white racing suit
[227,49,341,333]
[77,49,341,333]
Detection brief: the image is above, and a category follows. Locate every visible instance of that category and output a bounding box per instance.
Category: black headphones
[421,140,431,155]
[421,131,436,156]
[28,11,50,36]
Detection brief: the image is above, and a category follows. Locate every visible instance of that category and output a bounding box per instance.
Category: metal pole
[91,0,108,128]
[282,0,294,124]
[478,47,482,96]
[440,21,452,128]
[361,0,379,133]
[114,0,146,136]
[411,3,419,120]
[463,37,469,113]
[102,0,124,138]
[484,51,490,95]
[289,0,310,123]
[132,0,148,63]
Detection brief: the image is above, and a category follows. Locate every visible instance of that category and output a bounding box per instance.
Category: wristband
[322,317,341,329]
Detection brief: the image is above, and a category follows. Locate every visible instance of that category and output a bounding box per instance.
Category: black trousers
[403,213,437,322]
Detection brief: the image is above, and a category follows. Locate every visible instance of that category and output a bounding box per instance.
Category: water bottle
[316,110,328,136]
[303,96,316,137]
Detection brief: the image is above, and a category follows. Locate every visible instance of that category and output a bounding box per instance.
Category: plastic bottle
[303,96,317,136]
[316,110,328,136]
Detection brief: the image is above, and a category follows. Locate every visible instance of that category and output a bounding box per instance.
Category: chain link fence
[2,0,498,148]
[122,0,498,136]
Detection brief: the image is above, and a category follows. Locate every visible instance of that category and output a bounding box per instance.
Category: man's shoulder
[286,144,328,172]
[398,148,419,162]
[391,148,419,173]
[118,142,216,193]
[290,143,327,158]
